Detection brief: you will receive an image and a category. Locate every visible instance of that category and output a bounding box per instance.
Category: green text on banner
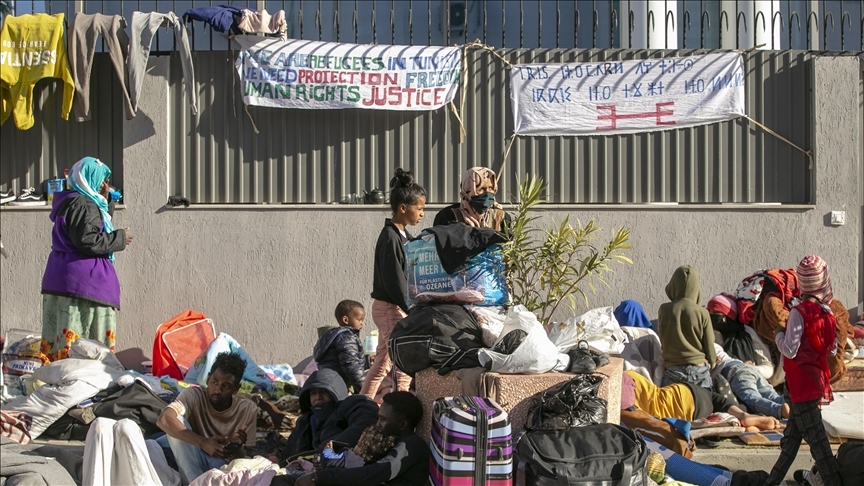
[234,37,462,111]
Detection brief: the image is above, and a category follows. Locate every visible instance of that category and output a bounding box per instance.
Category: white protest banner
[234,37,461,111]
[510,52,745,136]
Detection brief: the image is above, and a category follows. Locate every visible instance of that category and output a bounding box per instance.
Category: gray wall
[1,55,861,370]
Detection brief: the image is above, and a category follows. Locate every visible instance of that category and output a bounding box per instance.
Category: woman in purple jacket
[40,157,133,360]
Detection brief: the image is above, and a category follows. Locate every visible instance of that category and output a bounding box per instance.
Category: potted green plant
[500,175,632,327]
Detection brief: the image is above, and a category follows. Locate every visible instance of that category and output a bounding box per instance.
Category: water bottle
[364,331,379,355]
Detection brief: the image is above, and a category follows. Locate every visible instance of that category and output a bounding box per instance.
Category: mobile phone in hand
[225,441,243,454]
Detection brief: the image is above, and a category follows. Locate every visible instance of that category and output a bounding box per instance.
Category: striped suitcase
[430,396,513,486]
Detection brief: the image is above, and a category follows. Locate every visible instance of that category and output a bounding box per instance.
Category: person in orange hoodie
[0,13,74,129]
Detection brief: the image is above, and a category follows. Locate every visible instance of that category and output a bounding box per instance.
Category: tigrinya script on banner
[234,37,461,111]
[510,52,745,136]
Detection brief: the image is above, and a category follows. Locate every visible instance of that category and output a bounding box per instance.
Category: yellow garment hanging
[0,13,75,130]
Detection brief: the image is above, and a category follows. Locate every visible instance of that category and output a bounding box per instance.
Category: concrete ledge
[1,205,127,211]
[148,203,816,212]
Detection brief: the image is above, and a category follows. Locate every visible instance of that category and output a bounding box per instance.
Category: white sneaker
[0,189,14,204]
[8,187,46,206]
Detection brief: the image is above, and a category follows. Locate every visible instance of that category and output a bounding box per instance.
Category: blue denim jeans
[662,363,712,389]
[723,362,784,418]
[163,417,227,485]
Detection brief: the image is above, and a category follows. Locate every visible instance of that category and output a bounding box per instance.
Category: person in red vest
[766,255,841,486]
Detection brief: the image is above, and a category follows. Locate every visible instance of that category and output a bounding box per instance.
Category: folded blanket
[0,436,78,485]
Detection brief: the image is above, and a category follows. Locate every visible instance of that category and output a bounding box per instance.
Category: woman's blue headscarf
[68,157,116,261]
[613,300,654,329]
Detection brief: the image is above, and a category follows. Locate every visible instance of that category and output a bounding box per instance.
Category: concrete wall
[1,55,860,371]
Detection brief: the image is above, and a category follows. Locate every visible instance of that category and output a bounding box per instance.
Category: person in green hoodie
[658,265,716,389]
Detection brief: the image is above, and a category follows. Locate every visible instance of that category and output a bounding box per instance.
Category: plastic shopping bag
[546,307,628,354]
[478,305,568,374]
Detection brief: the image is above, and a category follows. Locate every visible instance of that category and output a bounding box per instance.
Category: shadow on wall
[116,347,148,372]
[124,108,156,148]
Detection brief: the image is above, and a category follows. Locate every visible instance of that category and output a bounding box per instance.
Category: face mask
[469,192,495,213]
[311,400,337,423]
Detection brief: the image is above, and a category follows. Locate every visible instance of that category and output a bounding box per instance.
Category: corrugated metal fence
[168,48,812,204]
[0,55,125,194]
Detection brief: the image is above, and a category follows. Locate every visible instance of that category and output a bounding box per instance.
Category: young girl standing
[766,255,841,486]
[360,169,426,400]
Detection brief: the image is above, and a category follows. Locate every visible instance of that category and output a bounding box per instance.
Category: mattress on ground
[822,391,864,440]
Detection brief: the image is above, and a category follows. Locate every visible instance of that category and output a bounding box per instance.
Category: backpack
[836,441,864,485]
[516,424,648,486]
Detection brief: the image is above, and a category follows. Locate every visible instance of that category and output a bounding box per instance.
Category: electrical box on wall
[442,1,466,34]
[830,211,846,226]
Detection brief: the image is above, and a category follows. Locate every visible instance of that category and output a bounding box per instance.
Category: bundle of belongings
[514,374,649,485]
[728,269,859,389]
[392,223,627,377]
[152,310,298,400]
[0,339,171,444]
[390,224,509,376]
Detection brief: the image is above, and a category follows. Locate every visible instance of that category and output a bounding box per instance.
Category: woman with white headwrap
[40,157,133,360]
[432,167,510,232]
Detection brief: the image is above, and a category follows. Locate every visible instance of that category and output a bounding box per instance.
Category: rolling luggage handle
[469,396,489,486]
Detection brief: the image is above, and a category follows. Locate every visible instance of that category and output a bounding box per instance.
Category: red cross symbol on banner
[595,102,675,130]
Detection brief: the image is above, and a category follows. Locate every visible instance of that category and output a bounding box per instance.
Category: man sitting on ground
[157,352,258,485]
[281,368,379,463]
[295,391,430,486]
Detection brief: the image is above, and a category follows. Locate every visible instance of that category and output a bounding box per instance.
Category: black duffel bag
[389,304,485,376]
[516,424,648,486]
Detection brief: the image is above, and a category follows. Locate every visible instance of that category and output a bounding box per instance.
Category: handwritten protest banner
[510,52,745,136]
[234,37,461,111]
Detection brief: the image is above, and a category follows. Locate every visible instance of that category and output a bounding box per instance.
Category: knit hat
[796,255,833,304]
[707,293,738,320]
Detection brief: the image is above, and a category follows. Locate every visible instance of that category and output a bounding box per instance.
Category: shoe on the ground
[8,187,45,206]
[592,350,610,369]
[567,340,597,374]
[0,189,15,204]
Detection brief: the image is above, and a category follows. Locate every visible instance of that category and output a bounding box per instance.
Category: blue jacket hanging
[182,5,253,34]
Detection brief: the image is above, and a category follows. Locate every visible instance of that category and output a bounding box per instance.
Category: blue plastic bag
[405,234,455,306]
[404,233,508,307]
[451,244,509,306]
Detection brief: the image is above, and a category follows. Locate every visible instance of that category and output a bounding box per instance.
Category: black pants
[766,399,840,485]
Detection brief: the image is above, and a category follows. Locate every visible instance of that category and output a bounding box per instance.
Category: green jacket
[658,265,716,367]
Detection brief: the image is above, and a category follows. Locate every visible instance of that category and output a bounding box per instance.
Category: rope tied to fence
[744,115,812,169]
[448,41,514,144]
[448,42,471,143]
[495,133,518,183]
[466,40,513,69]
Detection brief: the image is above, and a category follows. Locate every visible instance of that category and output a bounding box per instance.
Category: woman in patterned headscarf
[432,167,510,232]
[40,157,133,360]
